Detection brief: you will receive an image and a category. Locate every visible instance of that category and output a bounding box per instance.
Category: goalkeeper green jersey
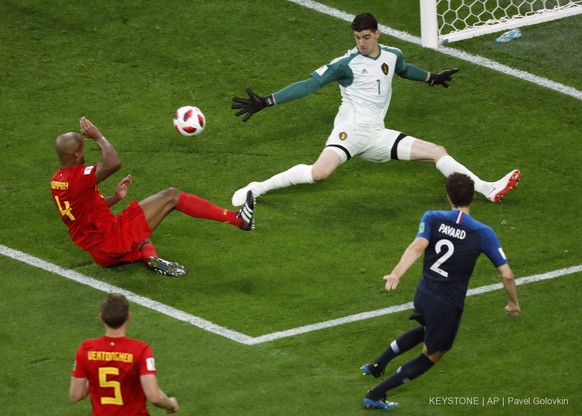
[273,45,428,130]
[319,45,401,129]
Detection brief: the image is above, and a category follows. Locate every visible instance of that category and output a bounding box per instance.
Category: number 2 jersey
[72,336,156,416]
[416,210,508,310]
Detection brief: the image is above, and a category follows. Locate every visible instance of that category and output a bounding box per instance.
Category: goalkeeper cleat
[363,397,400,410]
[147,257,187,277]
[361,363,385,378]
[232,182,261,207]
[236,190,255,231]
[486,169,521,202]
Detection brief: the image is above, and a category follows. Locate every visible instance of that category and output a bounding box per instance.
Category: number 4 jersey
[72,336,156,415]
[51,164,114,250]
[416,210,508,310]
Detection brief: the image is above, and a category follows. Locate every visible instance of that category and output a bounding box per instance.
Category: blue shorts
[410,289,462,355]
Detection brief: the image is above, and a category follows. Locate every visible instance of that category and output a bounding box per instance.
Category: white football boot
[486,169,521,202]
[232,181,261,207]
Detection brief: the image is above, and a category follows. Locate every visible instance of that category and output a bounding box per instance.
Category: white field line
[249,264,582,344]
[1,244,581,345]
[3,3,578,345]
[286,0,582,101]
[0,245,254,345]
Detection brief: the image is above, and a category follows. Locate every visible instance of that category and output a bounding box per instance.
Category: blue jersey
[415,210,508,310]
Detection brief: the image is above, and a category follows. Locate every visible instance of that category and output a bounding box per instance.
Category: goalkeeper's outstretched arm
[231,77,323,122]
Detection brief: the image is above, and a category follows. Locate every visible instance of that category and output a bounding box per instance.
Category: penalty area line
[248,264,582,344]
[0,245,254,345]
[2,244,581,345]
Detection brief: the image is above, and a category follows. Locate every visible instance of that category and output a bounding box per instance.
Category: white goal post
[420,0,582,47]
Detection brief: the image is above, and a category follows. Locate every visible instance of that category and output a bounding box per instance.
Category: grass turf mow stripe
[2,244,580,345]
[287,0,582,101]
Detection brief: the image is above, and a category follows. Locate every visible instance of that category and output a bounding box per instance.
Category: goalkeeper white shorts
[324,124,415,164]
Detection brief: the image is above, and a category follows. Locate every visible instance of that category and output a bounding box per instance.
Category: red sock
[177,192,241,227]
[140,241,158,263]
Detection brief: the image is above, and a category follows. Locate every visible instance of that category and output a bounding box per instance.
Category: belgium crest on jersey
[381,63,389,76]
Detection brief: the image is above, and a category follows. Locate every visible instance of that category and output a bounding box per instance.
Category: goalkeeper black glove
[427,68,459,88]
[232,88,275,122]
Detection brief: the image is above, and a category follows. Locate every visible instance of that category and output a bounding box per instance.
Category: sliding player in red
[51,117,255,277]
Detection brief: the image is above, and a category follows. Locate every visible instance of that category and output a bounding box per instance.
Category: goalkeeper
[231,12,520,206]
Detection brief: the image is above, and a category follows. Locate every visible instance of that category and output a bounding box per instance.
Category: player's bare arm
[384,237,429,291]
[498,263,521,316]
[80,117,121,183]
[105,174,132,207]
[383,273,401,291]
[69,376,89,402]
[141,374,180,413]
[231,78,323,123]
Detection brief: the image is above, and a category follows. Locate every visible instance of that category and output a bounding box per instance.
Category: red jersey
[72,336,157,416]
[51,164,115,250]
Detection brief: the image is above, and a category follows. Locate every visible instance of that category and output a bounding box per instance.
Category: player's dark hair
[351,13,378,32]
[101,293,129,329]
[446,173,475,207]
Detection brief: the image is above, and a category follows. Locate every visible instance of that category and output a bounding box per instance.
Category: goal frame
[420,0,582,48]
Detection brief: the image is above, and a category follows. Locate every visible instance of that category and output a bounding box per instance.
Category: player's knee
[311,165,332,182]
[161,188,181,202]
[311,171,328,182]
[424,350,445,364]
[311,171,325,182]
[434,145,448,160]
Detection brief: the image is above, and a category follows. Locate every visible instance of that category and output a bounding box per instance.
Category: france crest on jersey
[416,210,508,309]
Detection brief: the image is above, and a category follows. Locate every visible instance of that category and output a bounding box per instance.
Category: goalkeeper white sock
[255,164,315,195]
[436,155,491,195]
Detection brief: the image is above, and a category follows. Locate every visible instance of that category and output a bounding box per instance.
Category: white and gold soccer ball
[173,106,206,136]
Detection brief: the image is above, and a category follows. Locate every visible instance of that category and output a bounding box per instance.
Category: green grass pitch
[0,1,580,415]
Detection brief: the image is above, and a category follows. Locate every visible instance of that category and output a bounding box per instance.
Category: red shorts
[88,200,152,267]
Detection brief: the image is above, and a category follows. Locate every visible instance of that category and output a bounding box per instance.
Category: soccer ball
[173,106,206,136]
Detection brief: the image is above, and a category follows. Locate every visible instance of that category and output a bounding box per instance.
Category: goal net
[420,0,582,47]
